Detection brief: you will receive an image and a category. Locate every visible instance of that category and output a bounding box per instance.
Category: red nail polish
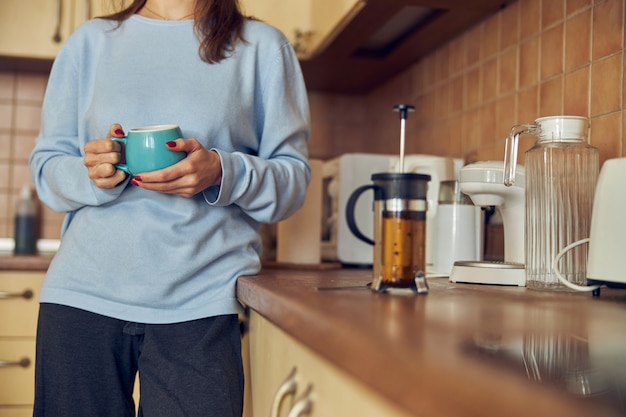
[134,175,142,181]
[166,141,176,148]
[130,179,139,186]
[115,129,124,136]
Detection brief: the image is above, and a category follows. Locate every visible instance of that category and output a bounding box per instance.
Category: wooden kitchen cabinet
[0,0,125,60]
[247,310,412,417]
[239,0,362,58]
[0,271,44,415]
[0,269,141,415]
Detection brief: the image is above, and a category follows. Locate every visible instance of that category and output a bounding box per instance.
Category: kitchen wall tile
[461,109,482,153]
[481,14,500,60]
[464,67,481,109]
[540,76,564,115]
[422,52,438,91]
[16,74,47,103]
[564,65,590,116]
[591,111,623,163]
[480,102,497,145]
[0,160,9,186]
[500,2,520,51]
[0,190,8,237]
[481,58,498,102]
[465,25,482,67]
[541,23,565,80]
[565,9,592,70]
[14,103,41,132]
[567,0,593,16]
[449,75,464,114]
[519,36,540,88]
[0,103,12,130]
[449,37,465,76]
[496,94,517,138]
[435,45,451,84]
[591,53,622,117]
[10,162,32,192]
[520,0,542,40]
[12,132,37,162]
[0,73,15,101]
[592,0,624,60]
[543,0,566,29]
[0,132,10,160]
[499,47,518,96]
[518,85,539,122]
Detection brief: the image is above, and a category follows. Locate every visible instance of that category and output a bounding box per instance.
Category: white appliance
[321,153,464,267]
[390,154,465,273]
[449,161,526,286]
[551,157,626,294]
[321,153,394,265]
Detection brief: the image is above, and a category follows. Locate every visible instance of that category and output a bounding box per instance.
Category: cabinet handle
[287,384,314,417]
[0,357,31,369]
[270,367,298,417]
[0,289,34,300]
[53,0,63,43]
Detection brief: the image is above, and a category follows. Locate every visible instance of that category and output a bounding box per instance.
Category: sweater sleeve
[29,36,126,213]
[204,41,311,224]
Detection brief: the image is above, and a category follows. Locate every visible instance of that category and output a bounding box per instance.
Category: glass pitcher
[504,116,599,290]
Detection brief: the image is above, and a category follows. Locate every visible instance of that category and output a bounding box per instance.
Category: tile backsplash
[0,0,624,239]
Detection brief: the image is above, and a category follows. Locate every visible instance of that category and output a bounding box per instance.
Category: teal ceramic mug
[112,124,186,175]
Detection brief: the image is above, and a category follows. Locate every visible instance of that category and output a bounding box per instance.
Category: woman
[29,0,310,415]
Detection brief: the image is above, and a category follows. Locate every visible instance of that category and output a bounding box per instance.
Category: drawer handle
[0,289,34,300]
[287,384,314,417]
[270,367,298,417]
[0,357,31,369]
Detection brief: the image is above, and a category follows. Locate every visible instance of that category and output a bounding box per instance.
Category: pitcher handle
[345,184,377,245]
[504,124,534,186]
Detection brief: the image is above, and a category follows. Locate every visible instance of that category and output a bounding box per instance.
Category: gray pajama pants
[33,303,244,417]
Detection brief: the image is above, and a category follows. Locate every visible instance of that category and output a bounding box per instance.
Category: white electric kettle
[553,157,626,294]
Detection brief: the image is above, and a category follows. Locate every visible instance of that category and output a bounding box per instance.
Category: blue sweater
[30,16,310,324]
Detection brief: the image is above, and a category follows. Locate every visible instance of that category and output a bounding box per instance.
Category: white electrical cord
[552,238,602,292]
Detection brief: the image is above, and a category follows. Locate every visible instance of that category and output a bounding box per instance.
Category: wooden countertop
[237,268,626,417]
[0,253,54,271]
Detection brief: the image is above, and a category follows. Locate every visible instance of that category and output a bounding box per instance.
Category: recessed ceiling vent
[354,6,443,58]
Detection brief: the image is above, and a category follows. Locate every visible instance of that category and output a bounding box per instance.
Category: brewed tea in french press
[346,105,431,293]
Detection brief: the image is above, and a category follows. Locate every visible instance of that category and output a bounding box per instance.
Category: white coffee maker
[449,161,526,286]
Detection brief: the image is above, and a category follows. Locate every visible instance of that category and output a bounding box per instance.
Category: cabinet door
[0,340,36,406]
[247,311,412,417]
[0,0,73,59]
[240,0,311,48]
[0,272,43,337]
[75,0,130,23]
[308,0,362,55]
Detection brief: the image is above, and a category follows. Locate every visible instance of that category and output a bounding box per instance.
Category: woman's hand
[83,124,128,189]
[130,138,223,198]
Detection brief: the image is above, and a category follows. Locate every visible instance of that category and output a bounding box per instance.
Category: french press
[345,105,431,293]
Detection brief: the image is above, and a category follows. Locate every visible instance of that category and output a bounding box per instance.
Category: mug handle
[111,137,131,174]
[345,184,376,245]
[552,238,600,292]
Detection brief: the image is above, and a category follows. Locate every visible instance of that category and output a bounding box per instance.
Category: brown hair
[103,0,246,63]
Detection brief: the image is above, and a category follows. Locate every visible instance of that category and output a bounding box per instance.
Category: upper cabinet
[0,0,514,94]
[240,0,362,59]
[0,0,123,62]
[299,0,515,93]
